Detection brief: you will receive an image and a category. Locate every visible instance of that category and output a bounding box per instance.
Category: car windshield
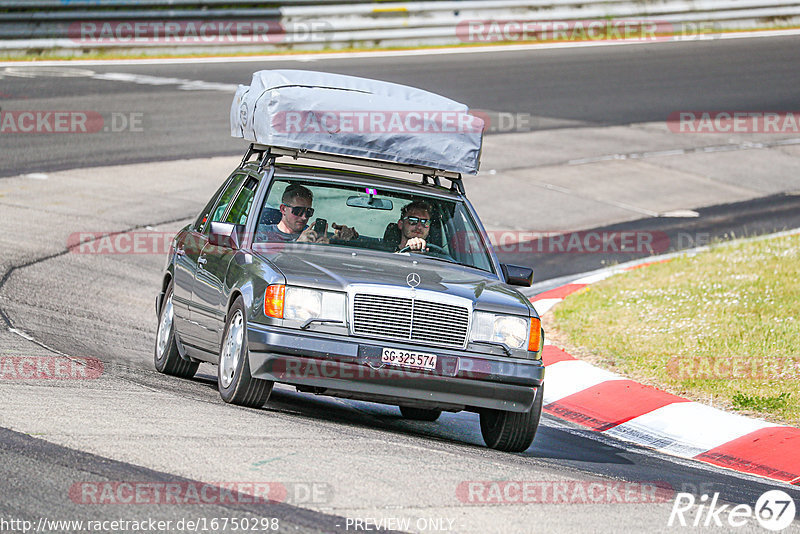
[254,177,495,273]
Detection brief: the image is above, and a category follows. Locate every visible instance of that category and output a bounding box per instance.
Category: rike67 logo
[668,490,796,531]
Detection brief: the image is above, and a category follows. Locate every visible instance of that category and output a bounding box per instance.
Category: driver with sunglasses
[396,200,433,252]
[266,184,358,243]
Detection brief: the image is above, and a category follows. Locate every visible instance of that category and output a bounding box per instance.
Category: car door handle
[175,247,185,257]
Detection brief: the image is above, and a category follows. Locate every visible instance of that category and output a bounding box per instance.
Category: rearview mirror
[501,264,533,287]
[209,222,245,249]
[346,195,393,210]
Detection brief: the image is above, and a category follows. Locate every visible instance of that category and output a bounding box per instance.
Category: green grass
[552,233,800,426]
[732,392,791,411]
[0,42,488,62]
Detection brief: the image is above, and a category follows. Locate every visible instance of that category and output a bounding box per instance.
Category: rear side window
[224,177,259,225]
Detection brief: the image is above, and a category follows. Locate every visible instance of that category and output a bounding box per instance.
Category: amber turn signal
[264,284,285,318]
[528,317,542,352]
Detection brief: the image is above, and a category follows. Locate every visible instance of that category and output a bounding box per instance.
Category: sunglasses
[403,216,431,227]
[283,204,314,218]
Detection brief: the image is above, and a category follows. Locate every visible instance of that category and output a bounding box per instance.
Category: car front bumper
[247,323,544,413]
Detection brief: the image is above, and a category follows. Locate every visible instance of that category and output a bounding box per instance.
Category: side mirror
[501,264,533,287]
[209,222,245,249]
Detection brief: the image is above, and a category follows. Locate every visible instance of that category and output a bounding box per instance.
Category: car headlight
[284,287,345,323]
[470,312,529,350]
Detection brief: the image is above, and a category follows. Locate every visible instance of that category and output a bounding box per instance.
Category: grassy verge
[550,233,800,427]
[0,44,441,62]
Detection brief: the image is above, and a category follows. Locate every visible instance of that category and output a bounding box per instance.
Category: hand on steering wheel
[397,243,446,254]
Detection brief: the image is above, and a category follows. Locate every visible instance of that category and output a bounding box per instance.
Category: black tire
[217,296,273,408]
[154,280,199,379]
[399,406,442,421]
[480,384,544,452]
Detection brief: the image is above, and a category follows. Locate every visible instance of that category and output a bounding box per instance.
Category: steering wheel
[397,243,447,254]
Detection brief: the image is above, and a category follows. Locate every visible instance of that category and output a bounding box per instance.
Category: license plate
[381,348,437,371]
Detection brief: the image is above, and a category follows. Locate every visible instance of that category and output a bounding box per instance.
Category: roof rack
[241,143,465,194]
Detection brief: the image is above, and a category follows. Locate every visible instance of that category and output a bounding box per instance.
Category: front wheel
[154,281,199,379]
[480,385,543,452]
[217,296,273,408]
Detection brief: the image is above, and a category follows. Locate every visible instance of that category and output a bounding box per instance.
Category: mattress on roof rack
[230,69,484,175]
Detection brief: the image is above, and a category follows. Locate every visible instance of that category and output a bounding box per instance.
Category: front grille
[352,293,470,348]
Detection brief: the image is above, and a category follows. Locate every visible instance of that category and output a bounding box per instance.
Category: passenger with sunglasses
[265,184,357,243]
[396,200,433,252]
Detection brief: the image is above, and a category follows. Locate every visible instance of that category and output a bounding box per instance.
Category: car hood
[252,245,533,315]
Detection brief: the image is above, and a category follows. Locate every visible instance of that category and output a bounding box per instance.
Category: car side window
[193,181,229,233]
[224,177,259,226]
[449,207,494,273]
[204,174,246,232]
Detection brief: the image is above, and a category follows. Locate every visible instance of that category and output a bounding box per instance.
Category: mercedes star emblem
[406,272,421,288]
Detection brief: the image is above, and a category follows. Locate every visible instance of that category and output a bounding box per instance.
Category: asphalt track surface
[2,35,800,176]
[2,36,800,533]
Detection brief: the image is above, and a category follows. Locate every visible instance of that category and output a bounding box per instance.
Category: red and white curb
[530,230,800,485]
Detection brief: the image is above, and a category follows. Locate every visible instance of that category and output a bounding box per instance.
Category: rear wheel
[154,281,199,379]
[480,384,543,452]
[399,406,442,421]
[217,296,273,408]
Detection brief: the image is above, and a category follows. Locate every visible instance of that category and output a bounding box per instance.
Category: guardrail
[1,0,799,54]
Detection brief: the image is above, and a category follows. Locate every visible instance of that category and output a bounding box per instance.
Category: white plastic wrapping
[231,70,483,174]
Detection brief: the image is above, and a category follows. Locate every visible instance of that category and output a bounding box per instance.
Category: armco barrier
[1,0,800,54]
